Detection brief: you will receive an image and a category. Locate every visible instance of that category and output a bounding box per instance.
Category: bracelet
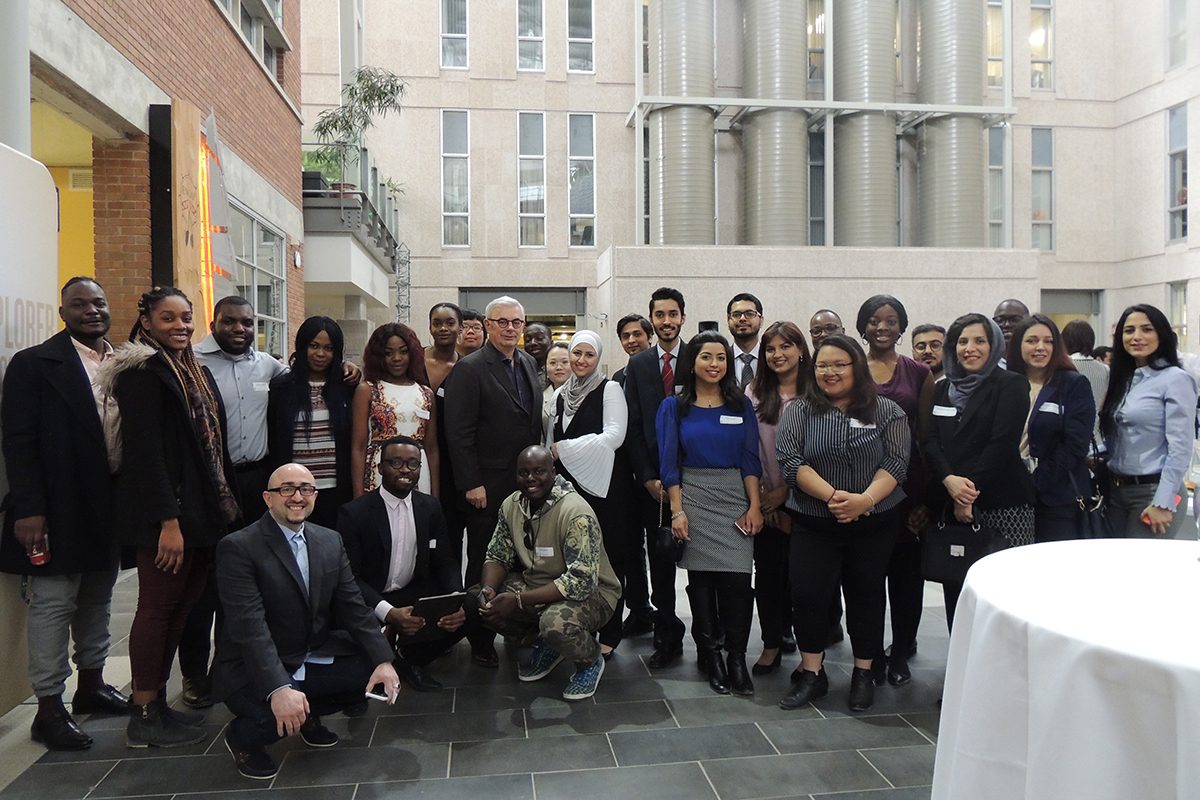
[863,490,877,507]
[671,510,685,520]
[827,488,837,502]
[515,591,524,610]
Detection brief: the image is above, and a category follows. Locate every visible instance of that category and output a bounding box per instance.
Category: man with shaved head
[212,464,399,780]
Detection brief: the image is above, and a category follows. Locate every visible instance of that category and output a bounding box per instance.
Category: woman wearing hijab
[547,331,635,658]
[922,313,1034,630]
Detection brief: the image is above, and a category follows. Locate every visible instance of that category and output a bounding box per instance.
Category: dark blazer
[266,372,353,489]
[337,488,462,609]
[1027,370,1096,507]
[111,347,238,548]
[622,341,691,485]
[211,513,393,702]
[0,331,117,575]
[922,368,1034,512]
[443,340,541,511]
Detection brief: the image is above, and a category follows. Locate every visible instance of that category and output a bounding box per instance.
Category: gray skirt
[679,466,754,573]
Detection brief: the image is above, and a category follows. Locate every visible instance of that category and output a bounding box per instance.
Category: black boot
[717,581,755,696]
[779,667,828,710]
[686,584,728,694]
[848,666,875,712]
[126,699,206,748]
[726,651,754,696]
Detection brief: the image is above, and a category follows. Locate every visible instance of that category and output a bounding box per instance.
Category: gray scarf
[943,317,1006,411]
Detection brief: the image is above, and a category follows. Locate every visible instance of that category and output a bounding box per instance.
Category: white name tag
[436,386,445,397]
[428,539,437,549]
[719,415,742,425]
[535,546,554,558]
[1039,402,1062,415]
[848,418,876,429]
[253,381,269,392]
[932,405,958,417]
[674,385,683,395]
[416,408,431,420]
[950,544,965,557]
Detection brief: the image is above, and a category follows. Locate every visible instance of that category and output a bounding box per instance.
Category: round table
[932,539,1200,800]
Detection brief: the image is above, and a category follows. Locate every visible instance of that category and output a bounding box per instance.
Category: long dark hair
[1100,304,1180,436]
[806,335,878,424]
[289,316,350,433]
[1005,313,1076,385]
[676,330,744,416]
[750,321,811,425]
[363,322,430,386]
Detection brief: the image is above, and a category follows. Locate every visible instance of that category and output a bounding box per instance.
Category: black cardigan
[266,372,353,492]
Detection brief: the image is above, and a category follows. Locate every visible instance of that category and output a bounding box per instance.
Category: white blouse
[546,380,628,498]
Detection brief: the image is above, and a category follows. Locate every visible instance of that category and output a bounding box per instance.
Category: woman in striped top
[776,335,910,713]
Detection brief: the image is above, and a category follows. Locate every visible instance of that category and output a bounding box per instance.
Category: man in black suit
[338,436,470,692]
[621,287,691,667]
[213,464,399,780]
[443,295,542,666]
[0,277,128,751]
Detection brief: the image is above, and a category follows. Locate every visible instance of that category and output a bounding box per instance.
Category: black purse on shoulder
[653,491,686,564]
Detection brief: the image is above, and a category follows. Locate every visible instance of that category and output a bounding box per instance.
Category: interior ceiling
[31,100,94,167]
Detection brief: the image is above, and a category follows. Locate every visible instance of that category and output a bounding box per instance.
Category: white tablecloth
[932,539,1200,800]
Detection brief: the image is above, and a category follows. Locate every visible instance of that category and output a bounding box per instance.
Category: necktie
[739,354,754,390]
[506,357,530,412]
[289,531,309,595]
[661,352,674,397]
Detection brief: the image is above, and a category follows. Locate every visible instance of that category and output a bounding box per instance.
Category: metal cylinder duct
[652,0,714,244]
[742,0,807,245]
[833,0,897,246]
[917,0,985,246]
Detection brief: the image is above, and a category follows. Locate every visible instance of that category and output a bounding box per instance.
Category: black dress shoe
[181,676,213,709]
[848,667,875,712]
[726,653,754,697]
[620,613,654,637]
[779,668,828,710]
[869,658,888,687]
[31,711,92,750]
[72,684,130,716]
[887,655,912,686]
[646,642,682,669]
[779,634,798,655]
[299,715,339,747]
[751,649,782,676]
[224,729,278,780]
[396,658,444,692]
[470,644,499,668]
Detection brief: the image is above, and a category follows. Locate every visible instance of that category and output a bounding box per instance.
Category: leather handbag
[1067,470,1114,540]
[653,490,686,564]
[920,517,1008,584]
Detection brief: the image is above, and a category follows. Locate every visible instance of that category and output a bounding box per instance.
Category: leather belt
[1109,471,1161,487]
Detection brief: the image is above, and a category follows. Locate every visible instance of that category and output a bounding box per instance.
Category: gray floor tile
[375,688,456,716]
[759,715,929,754]
[525,699,676,737]
[702,751,890,800]
[355,774,534,800]
[273,743,450,787]
[0,761,119,800]
[452,679,585,712]
[899,712,939,743]
[667,695,821,728]
[36,725,223,764]
[535,763,718,800]
[812,667,944,719]
[592,675,728,704]
[449,734,615,778]
[373,709,526,745]
[87,754,264,797]
[811,788,932,800]
[608,722,775,767]
[174,788,356,799]
[859,745,936,788]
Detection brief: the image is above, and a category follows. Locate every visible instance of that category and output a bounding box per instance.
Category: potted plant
[309,66,407,194]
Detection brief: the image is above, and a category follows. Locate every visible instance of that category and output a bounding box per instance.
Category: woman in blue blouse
[659,330,763,696]
[1100,304,1198,538]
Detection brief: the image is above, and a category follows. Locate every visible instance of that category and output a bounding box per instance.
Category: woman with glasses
[267,317,353,529]
[776,335,909,713]
[352,323,439,498]
[1100,304,1198,538]
[923,313,1033,631]
[659,330,763,696]
[541,342,572,438]
[546,330,634,659]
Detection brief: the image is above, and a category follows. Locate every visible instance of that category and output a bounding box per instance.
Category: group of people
[2,276,1196,779]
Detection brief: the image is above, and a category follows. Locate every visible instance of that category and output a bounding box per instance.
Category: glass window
[240,3,255,42]
[809,132,825,245]
[1168,0,1187,70]
[568,0,594,72]
[1031,127,1053,251]
[518,0,543,71]
[569,114,595,246]
[518,113,545,247]
[228,205,287,358]
[442,110,469,246]
[988,127,1005,247]
[442,0,468,68]
[808,0,825,81]
[1030,0,1053,90]
[643,127,650,244]
[1169,105,1188,242]
[1170,281,1188,349]
[642,0,650,75]
[986,1,1003,87]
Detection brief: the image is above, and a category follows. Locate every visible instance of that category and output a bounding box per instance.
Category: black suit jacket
[1027,371,1096,507]
[337,488,462,610]
[443,340,541,510]
[623,341,691,485]
[0,331,117,575]
[212,514,393,702]
[922,368,1035,512]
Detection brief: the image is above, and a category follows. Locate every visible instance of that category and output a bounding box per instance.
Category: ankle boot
[155,686,204,727]
[704,648,730,694]
[848,667,875,712]
[126,700,206,748]
[31,695,92,750]
[779,667,828,710]
[686,584,728,694]
[726,652,754,696]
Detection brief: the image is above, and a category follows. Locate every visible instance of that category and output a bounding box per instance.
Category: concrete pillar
[0,0,31,155]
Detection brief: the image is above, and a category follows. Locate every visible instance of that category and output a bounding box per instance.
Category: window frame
[517,0,544,72]
[1029,0,1054,91]
[441,0,469,70]
[986,0,1004,88]
[988,126,1006,247]
[1170,281,1188,350]
[568,113,596,247]
[567,0,595,74]
[441,109,471,248]
[1167,0,1187,71]
[228,201,288,359]
[1168,104,1188,243]
[809,131,826,246]
[807,0,825,82]
[1031,127,1054,252]
[517,111,546,248]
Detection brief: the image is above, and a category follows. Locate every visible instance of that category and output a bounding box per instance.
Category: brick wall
[92,135,152,341]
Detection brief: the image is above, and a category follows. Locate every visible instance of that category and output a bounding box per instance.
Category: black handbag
[653,491,685,564]
[1067,469,1114,540]
[920,517,1008,584]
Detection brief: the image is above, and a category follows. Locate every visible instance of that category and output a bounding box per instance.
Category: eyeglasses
[814,362,853,373]
[522,519,536,551]
[383,458,422,471]
[913,341,943,353]
[461,323,484,333]
[267,484,317,497]
[729,310,760,321]
[487,317,526,329]
[810,324,843,337]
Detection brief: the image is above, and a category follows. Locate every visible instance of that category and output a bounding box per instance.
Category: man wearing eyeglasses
[727,293,765,391]
[473,446,621,701]
[212,464,399,780]
[444,295,543,667]
[809,309,846,349]
[337,437,470,692]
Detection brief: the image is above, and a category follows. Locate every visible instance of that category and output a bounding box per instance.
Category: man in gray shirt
[1061,319,1108,442]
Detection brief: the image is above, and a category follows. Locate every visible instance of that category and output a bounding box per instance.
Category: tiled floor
[0,574,946,800]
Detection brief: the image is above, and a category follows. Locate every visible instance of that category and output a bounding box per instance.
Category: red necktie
[661,352,674,397]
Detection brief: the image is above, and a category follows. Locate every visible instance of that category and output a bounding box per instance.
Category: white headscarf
[561,330,605,416]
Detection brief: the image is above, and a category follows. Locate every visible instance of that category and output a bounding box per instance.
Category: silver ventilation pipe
[742,0,807,245]
[833,0,896,245]
[651,0,714,244]
[917,0,985,246]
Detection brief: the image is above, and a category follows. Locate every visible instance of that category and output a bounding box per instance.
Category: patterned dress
[363,380,434,493]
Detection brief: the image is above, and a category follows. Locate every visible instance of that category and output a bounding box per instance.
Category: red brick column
[93,134,152,340]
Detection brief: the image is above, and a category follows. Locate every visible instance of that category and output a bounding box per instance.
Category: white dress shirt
[374,486,419,621]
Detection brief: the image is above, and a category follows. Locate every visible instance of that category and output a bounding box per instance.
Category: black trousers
[224,652,374,750]
[884,535,924,657]
[382,587,474,666]
[622,492,656,620]
[637,491,683,645]
[790,509,897,661]
[752,525,793,648]
[463,505,500,647]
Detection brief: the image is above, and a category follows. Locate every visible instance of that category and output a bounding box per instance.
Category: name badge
[848,418,876,429]
[436,386,445,398]
[674,385,683,395]
[416,408,431,420]
[535,546,554,558]
[428,539,437,549]
[932,405,957,417]
[1039,402,1062,415]
[253,381,269,392]
[719,415,742,425]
